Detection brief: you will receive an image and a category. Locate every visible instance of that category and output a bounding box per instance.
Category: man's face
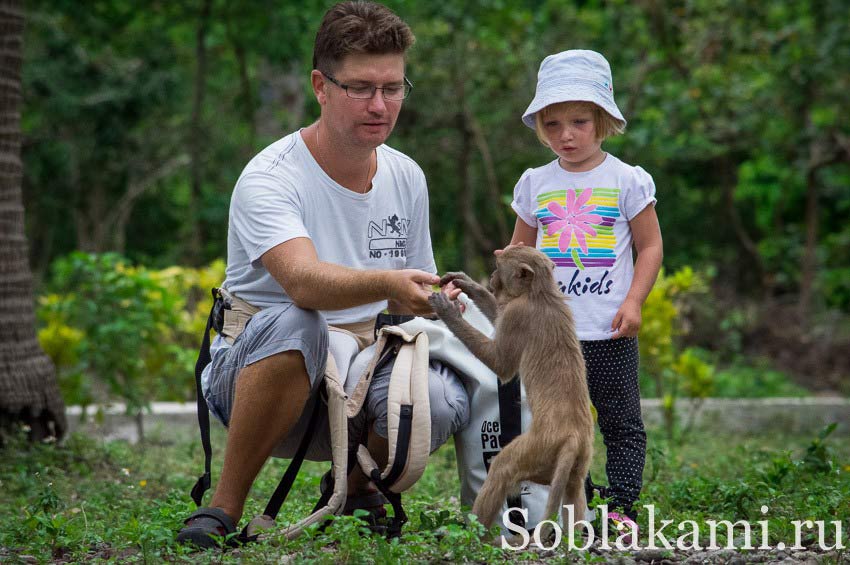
[316,52,406,149]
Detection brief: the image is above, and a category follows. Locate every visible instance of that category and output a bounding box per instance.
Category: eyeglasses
[322,73,413,101]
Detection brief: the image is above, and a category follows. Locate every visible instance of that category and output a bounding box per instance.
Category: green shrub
[711,363,809,398]
[37,252,225,413]
[639,267,716,440]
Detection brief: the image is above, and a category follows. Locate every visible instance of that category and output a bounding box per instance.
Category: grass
[1,421,849,563]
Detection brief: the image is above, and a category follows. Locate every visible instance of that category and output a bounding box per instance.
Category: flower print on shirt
[544,188,603,254]
[536,187,621,270]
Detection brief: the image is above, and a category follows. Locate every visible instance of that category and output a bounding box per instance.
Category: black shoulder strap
[190,288,220,506]
[260,378,325,520]
[498,377,525,528]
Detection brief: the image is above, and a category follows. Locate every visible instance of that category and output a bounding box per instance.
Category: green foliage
[1,424,848,561]
[37,252,225,411]
[711,364,809,398]
[639,267,713,395]
[802,423,839,474]
[673,349,715,399]
[639,268,718,440]
[648,424,848,549]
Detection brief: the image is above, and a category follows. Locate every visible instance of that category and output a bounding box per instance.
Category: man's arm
[262,237,439,316]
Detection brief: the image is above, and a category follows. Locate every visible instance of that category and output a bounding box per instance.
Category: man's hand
[611,297,642,339]
[386,269,441,316]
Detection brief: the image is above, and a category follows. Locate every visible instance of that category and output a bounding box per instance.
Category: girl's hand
[611,298,642,339]
[493,241,526,257]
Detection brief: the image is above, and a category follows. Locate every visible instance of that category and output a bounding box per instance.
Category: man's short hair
[313,1,415,74]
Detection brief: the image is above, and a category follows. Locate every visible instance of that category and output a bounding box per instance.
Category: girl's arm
[510,217,538,247]
[611,205,663,338]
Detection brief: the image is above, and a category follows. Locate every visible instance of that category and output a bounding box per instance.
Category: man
[176,1,469,548]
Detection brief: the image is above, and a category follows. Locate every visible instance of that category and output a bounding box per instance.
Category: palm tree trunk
[0,0,66,441]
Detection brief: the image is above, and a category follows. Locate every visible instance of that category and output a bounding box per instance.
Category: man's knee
[366,360,469,452]
[245,349,309,379]
[427,361,469,452]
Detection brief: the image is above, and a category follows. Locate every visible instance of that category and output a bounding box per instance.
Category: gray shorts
[203,302,469,461]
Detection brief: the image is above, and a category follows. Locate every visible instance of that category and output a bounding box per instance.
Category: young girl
[510,50,663,534]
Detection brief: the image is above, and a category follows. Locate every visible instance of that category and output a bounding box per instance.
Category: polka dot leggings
[581,337,646,519]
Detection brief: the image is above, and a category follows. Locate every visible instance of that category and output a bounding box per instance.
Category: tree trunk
[225,12,256,156]
[719,156,768,296]
[458,110,475,273]
[454,34,493,272]
[798,166,818,324]
[455,37,474,274]
[465,109,509,245]
[798,135,838,324]
[0,0,66,441]
[186,0,212,266]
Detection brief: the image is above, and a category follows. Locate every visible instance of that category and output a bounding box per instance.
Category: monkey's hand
[440,272,498,324]
[428,291,463,323]
[430,291,502,374]
[440,272,480,294]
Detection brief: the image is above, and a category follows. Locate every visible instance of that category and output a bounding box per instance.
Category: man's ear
[311,70,327,105]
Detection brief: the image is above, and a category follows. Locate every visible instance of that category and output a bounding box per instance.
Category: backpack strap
[354,326,431,537]
[190,288,223,507]
[242,325,432,542]
[498,377,526,528]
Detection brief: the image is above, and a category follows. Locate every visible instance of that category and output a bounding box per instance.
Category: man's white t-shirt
[223,130,437,325]
[511,153,657,340]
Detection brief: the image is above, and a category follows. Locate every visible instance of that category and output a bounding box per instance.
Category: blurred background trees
[15,0,850,409]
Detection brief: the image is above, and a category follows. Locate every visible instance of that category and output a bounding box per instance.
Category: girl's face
[541,105,605,172]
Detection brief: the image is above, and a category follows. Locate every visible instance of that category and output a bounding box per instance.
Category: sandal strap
[343,491,388,513]
[184,507,237,533]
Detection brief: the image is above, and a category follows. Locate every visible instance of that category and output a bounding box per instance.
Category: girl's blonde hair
[534,101,625,147]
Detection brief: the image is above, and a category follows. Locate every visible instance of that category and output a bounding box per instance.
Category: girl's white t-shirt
[511,154,657,340]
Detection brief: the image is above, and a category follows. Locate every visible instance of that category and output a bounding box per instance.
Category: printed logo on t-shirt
[367,214,409,259]
[535,187,620,296]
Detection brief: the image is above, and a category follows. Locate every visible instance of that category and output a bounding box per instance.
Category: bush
[37,252,224,413]
[639,267,716,439]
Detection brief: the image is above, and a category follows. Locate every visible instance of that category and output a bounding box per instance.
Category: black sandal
[176,507,237,549]
[319,470,391,532]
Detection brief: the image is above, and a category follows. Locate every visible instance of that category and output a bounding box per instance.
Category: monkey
[428,246,594,533]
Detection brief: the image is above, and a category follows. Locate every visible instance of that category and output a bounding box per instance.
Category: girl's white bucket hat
[522,49,626,129]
